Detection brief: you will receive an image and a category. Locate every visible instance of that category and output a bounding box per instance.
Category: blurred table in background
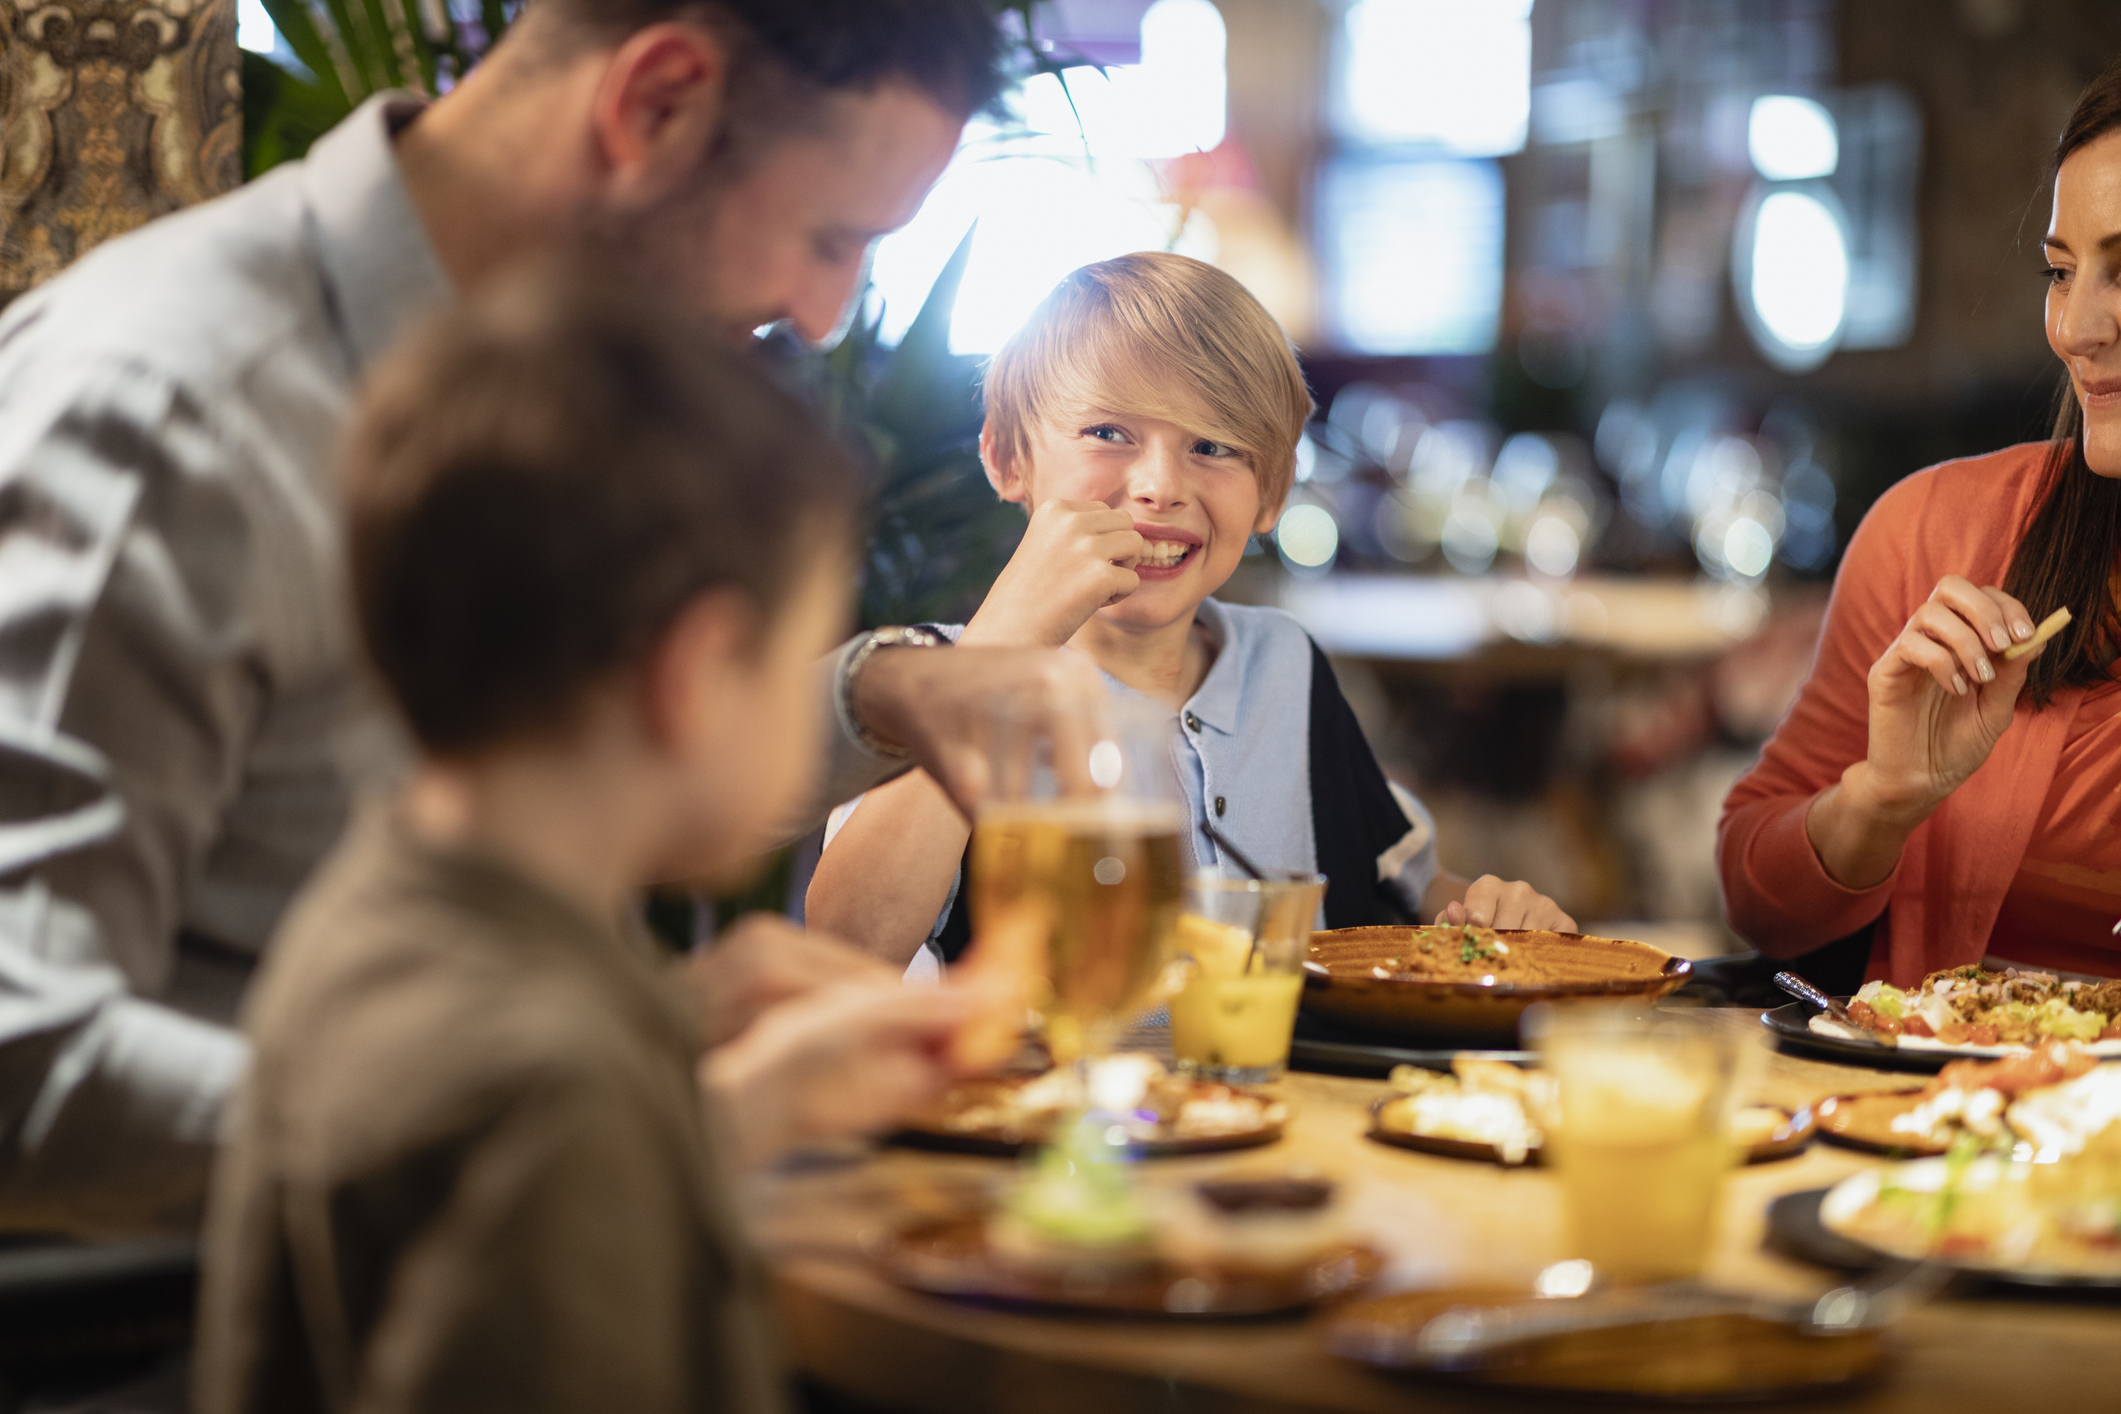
[1279,573,1774,668]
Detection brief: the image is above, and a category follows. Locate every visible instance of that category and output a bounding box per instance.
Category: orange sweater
[1718,442,2094,986]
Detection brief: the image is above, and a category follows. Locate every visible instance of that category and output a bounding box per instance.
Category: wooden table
[758,1014,2121,1411]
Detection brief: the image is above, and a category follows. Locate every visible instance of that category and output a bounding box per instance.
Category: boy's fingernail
[2014,620,2034,639]
[1977,658,1994,683]
[1989,626,2010,650]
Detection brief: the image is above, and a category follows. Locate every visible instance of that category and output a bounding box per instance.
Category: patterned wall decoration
[0,0,240,308]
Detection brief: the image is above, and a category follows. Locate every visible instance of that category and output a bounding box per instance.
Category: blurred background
[825,0,2121,957]
[210,0,2121,950]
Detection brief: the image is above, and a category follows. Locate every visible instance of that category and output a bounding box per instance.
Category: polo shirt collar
[300,93,453,374]
[1180,598,1244,736]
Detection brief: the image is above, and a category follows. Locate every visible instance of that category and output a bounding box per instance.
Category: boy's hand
[700,979,980,1169]
[1433,876,1577,932]
[961,499,1143,649]
[681,914,897,1049]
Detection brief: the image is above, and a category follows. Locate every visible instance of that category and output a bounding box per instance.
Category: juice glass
[1527,1003,1760,1285]
[1167,873,1325,1084]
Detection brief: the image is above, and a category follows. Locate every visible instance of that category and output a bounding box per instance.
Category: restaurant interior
[4,0,2121,1410]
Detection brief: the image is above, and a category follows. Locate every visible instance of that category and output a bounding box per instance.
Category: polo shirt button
[1185,713,1201,732]
[1214,796,1227,817]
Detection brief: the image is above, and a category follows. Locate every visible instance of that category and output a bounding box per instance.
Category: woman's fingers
[1908,601,1998,686]
[1887,626,1976,696]
[1929,576,2016,653]
[1975,585,2038,646]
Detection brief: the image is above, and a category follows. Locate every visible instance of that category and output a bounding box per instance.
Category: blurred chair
[0,0,241,310]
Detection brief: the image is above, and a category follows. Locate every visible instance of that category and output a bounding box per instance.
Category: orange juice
[1539,1033,1744,1283]
[1169,972,1304,1072]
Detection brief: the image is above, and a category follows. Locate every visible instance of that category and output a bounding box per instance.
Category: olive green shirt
[194,803,786,1414]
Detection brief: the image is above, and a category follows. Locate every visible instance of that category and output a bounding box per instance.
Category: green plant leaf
[240,50,352,177]
[258,0,353,109]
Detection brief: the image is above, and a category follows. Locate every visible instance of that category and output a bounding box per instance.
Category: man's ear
[643,586,755,750]
[979,421,1029,504]
[589,22,730,209]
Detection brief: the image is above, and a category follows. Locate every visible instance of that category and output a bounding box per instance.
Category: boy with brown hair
[809,253,1573,970]
[194,265,985,1414]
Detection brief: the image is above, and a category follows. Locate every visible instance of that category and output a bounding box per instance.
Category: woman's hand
[1806,576,2047,889]
[1862,576,2041,814]
[959,499,1142,649]
[1433,876,1577,932]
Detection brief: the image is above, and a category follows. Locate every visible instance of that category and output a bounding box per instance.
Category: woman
[1720,58,2121,985]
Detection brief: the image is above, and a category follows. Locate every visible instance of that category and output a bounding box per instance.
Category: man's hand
[699,980,983,1169]
[851,644,1111,815]
[1430,873,1577,931]
[961,499,1142,649]
[682,914,897,1050]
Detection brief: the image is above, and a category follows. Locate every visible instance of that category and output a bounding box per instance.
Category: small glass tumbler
[1526,1002,1762,1285]
[1167,873,1326,1084]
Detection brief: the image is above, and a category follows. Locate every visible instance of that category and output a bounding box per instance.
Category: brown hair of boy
[981,252,1315,512]
[343,260,861,756]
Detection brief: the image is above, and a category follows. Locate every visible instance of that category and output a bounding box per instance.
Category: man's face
[646,81,962,344]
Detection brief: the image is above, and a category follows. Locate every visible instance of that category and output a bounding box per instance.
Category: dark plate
[867,1215,1383,1317]
[1764,1188,2121,1295]
[1289,1035,1535,1078]
[1760,1003,1958,1073]
[1325,1286,1886,1401]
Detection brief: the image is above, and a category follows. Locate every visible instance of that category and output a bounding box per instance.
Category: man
[0,0,1107,1235]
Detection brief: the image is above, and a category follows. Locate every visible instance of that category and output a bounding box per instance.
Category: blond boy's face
[999,405,1284,632]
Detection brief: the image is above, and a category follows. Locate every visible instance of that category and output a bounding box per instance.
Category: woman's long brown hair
[2004,56,2121,706]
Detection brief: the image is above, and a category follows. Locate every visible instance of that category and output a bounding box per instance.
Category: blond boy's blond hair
[983,252,1313,510]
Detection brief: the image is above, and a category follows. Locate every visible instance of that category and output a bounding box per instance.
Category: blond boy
[808,252,1571,969]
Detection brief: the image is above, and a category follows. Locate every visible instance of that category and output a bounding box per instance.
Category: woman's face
[2045,128,2121,476]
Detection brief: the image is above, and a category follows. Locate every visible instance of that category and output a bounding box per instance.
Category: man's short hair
[344,260,860,756]
[529,0,1008,121]
[983,253,1315,511]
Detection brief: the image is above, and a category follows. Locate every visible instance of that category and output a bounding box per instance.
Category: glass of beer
[1527,1003,1760,1285]
[967,694,1186,1064]
[1168,873,1325,1083]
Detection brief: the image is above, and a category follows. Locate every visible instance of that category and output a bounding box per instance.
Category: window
[866,0,1228,355]
[1317,0,1531,355]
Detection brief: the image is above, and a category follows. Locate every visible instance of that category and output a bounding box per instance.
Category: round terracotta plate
[1813,1091,1944,1157]
[1325,1287,1886,1401]
[1367,1095,1815,1167]
[887,1075,1287,1158]
[867,1214,1383,1316]
[1304,927,1690,1047]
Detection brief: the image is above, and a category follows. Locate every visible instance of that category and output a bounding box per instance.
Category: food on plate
[1881,1044,2102,1149]
[1355,924,1542,983]
[1810,967,2121,1052]
[917,1053,1286,1149]
[987,1116,1157,1279]
[1376,1057,1796,1165]
[1155,1176,1350,1273]
[1822,1110,2121,1277]
[1379,1058,1553,1163]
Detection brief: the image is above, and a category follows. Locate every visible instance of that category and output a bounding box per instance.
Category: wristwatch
[838,625,950,758]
